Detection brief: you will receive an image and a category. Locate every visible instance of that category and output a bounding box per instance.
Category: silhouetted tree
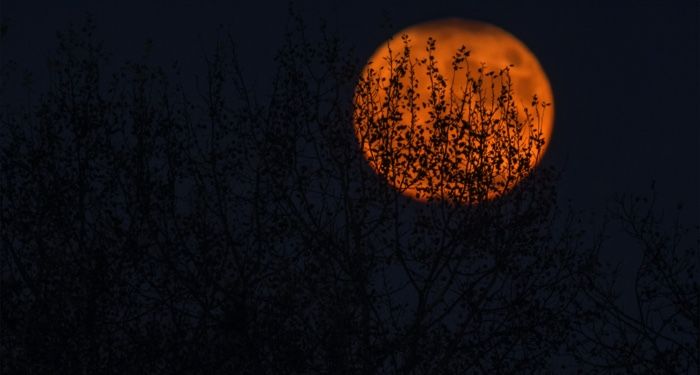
[567,189,698,374]
[257,16,592,374]
[1,14,696,375]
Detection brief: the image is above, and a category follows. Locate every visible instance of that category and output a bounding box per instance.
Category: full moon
[353,19,555,204]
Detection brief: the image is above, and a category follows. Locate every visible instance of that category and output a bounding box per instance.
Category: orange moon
[353,18,554,203]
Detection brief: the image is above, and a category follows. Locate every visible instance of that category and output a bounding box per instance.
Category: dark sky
[2,0,698,219]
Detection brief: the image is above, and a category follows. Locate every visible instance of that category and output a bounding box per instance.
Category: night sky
[4,0,698,217]
[1,1,698,372]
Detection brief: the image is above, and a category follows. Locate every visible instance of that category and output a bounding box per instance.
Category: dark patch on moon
[518,79,535,98]
[505,48,522,66]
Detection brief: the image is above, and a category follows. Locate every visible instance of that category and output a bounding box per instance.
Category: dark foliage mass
[1,16,697,374]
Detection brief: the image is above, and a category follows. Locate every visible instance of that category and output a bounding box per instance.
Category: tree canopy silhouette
[1,15,697,375]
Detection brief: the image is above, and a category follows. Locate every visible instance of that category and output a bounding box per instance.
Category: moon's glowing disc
[353,19,554,204]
